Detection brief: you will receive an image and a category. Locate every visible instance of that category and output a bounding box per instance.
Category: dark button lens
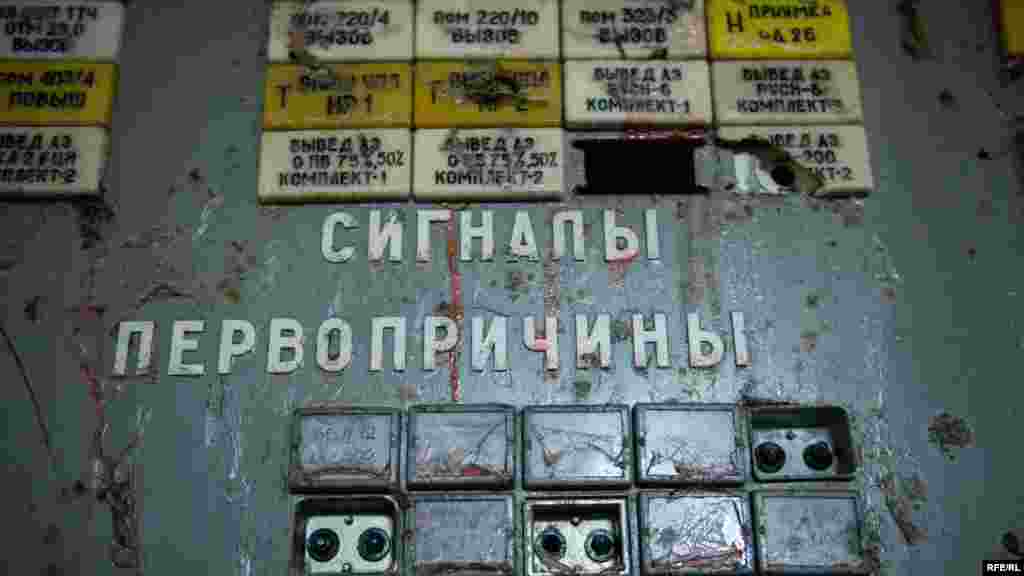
[755,442,786,473]
[803,441,834,471]
[585,529,616,562]
[537,528,565,558]
[770,165,796,188]
[307,528,340,563]
[358,527,390,562]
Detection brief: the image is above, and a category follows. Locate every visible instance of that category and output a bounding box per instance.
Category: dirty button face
[295,411,398,485]
[259,128,412,202]
[563,60,712,128]
[0,1,125,61]
[524,406,630,487]
[711,60,863,126]
[413,496,514,574]
[636,405,745,484]
[412,128,565,200]
[755,493,864,573]
[415,0,560,59]
[706,0,853,60]
[640,494,753,575]
[413,61,562,129]
[0,61,117,126]
[266,0,415,62]
[718,125,874,198]
[0,126,108,197]
[560,0,707,59]
[263,63,413,130]
[408,407,513,488]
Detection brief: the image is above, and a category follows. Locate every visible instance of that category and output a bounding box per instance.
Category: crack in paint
[446,217,463,402]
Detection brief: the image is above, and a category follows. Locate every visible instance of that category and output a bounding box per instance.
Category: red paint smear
[461,465,483,477]
[445,216,462,402]
[80,363,103,419]
[531,339,550,352]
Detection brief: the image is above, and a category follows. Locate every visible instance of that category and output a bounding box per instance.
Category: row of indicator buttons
[258,125,874,202]
[261,60,865,130]
[0,1,125,198]
[266,0,856,62]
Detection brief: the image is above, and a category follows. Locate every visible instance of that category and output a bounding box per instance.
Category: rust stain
[608,249,639,289]
[445,217,463,402]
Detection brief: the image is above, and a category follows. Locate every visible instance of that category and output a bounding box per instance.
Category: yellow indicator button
[1003,0,1024,57]
[707,0,853,60]
[0,61,116,126]
[263,63,412,130]
[414,61,562,129]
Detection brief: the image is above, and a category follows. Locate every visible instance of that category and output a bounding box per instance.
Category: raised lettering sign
[267,0,414,62]
[259,129,411,201]
[263,63,412,129]
[712,60,863,125]
[564,60,712,127]
[707,0,852,59]
[413,128,564,199]
[561,0,706,59]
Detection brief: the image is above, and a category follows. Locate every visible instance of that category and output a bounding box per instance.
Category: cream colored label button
[0,1,124,60]
[561,0,706,59]
[414,128,564,199]
[259,129,411,202]
[719,125,874,196]
[0,126,106,196]
[267,1,414,62]
[416,0,559,59]
[713,60,863,125]
[564,60,711,127]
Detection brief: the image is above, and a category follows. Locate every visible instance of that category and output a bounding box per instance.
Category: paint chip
[927,412,975,460]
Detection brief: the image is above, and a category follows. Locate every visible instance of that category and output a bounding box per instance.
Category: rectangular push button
[634,404,746,485]
[263,63,412,130]
[712,60,863,125]
[525,498,631,576]
[259,129,411,202]
[411,496,514,576]
[414,128,563,200]
[1003,0,1024,57]
[416,0,559,59]
[639,493,753,575]
[267,0,414,62]
[524,405,631,489]
[561,0,707,59]
[753,491,866,575]
[0,126,106,197]
[719,125,874,197]
[0,1,124,60]
[407,405,514,488]
[289,407,400,492]
[564,60,712,127]
[707,0,853,60]
[0,61,116,126]
[414,61,561,128]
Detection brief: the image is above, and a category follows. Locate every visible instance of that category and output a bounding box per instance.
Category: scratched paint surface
[0,2,1022,576]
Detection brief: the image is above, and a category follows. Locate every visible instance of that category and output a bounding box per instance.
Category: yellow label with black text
[414,61,562,128]
[0,62,116,126]
[1003,0,1024,57]
[263,63,412,130]
[707,0,852,59]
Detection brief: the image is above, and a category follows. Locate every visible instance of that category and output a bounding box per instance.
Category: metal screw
[344,516,354,525]
[570,516,582,526]
[342,563,352,573]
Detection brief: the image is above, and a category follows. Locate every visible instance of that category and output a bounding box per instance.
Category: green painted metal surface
[0,1,1022,575]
